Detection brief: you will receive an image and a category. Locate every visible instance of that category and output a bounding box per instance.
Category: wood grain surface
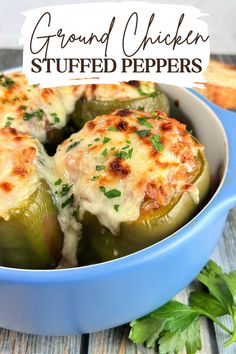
[0,52,235,354]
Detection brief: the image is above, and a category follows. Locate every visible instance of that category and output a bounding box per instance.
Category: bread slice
[196,60,236,110]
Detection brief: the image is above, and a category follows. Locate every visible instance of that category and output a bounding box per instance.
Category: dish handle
[192,90,236,209]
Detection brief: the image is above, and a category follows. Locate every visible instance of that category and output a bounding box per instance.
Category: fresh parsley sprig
[129,260,236,353]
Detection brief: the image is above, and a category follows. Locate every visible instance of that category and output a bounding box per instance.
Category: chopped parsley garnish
[55,178,62,186]
[138,117,153,128]
[51,112,60,124]
[5,116,14,127]
[135,129,151,137]
[114,204,120,212]
[138,106,144,111]
[20,105,27,111]
[107,127,118,132]
[96,165,105,171]
[189,129,193,135]
[151,111,158,118]
[94,138,100,142]
[102,148,108,157]
[88,143,93,147]
[61,194,74,208]
[137,85,159,98]
[0,74,15,89]
[103,137,111,144]
[111,146,115,151]
[99,186,121,199]
[13,96,20,102]
[115,151,128,159]
[91,175,100,181]
[152,134,163,152]
[23,109,44,121]
[126,139,131,144]
[58,183,72,197]
[121,145,129,150]
[128,148,133,159]
[66,140,81,152]
[105,189,121,199]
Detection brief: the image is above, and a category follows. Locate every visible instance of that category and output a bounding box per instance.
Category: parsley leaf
[91,175,100,181]
[58,183,72,197]
[0,74,15,88]
[50,112,60,124]
[66,140,81,152]
[196,260,232,314]
[152,134,163,152]
[115,151,128,159]
[104,189,121,199]
[23,109,45,121]
[99,186,121,199]
[129,260,236,353]
[96,165,105,171]
[128,148,133,159]
[107,127,118,132]
[103,137,111,144]
[129,317,165,347]
[54,178,62,186]
[135,129,151,138]
[101,148,108,157]
[129,300,201,354]
[138,117,153,128]
[159,318,201,354]
[61,194,74,208]
[113,204,120,212]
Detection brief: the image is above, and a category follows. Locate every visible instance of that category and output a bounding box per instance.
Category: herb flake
[152,135,163,152]
[135,129,151,138]
[0,74,15,89]
[23,109,45,121]
[138,117,153,128]
[96,165,105,171]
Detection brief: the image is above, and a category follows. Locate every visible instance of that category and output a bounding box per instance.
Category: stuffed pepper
[0,127,64,269]
[54,109,210,265]
[71,81,170,128]
[0,72,86,146]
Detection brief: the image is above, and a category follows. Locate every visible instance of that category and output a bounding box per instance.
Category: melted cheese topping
[0,72,86,142]
[84,81,158,100]
[54,109,203,234]
[0,128,41,220]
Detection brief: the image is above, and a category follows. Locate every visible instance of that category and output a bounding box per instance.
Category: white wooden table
[0,50,235,354]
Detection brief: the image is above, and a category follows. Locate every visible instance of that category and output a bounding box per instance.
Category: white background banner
[20,2,210,88]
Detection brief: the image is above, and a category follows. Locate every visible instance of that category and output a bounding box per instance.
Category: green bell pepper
[71,87,170,129]
[0,181,64,269]
[77,150,210,265]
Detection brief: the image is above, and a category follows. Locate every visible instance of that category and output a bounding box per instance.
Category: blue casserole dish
[0,82,235,335]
